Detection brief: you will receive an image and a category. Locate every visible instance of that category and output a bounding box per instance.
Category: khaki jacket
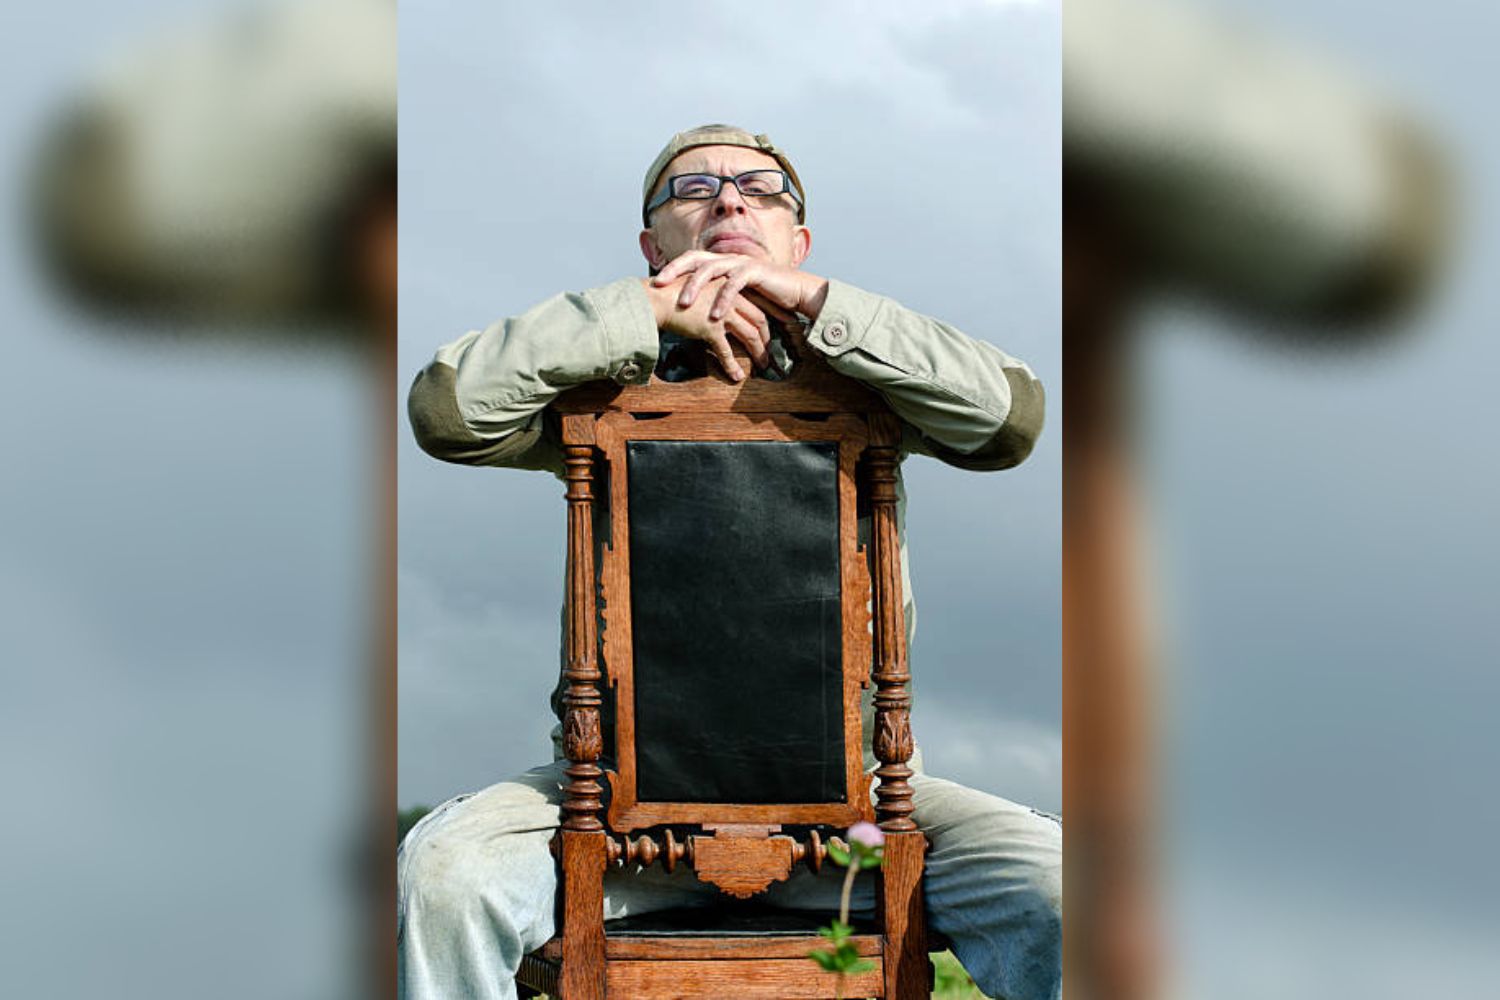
[407,276,1045,765]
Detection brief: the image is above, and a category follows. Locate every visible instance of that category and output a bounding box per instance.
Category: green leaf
[807,949,841,972]
[859,853,884,869]
[828,919,853,941]
[847,958,876,974]
[827,842,850,866]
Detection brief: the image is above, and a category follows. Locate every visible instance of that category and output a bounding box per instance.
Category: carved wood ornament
[529,338,930,998]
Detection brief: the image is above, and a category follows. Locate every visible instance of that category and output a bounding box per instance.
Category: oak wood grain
[688,832,797,899]
[537,933,884,961]
[607,957,885,999]
[558,830,607,999]
[867,414,917,833]
[560,417,604,834]
[879,831,931,1000]
[539,363,936,997]
[596,411,875,833]
[553,334,884,418]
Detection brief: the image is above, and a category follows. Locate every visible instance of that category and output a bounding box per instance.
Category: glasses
[645,170,802,220]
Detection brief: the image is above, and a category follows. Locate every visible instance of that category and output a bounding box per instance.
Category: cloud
[911,695,1062,813]
[398,566,563,806]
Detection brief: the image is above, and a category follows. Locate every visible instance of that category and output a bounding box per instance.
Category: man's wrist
[796,273,830,322]
[641,278,674,329]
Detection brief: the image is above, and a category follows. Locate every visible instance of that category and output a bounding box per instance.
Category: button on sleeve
[615,360,644,384]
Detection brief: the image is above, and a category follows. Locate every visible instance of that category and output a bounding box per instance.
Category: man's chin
[703,236,767,257]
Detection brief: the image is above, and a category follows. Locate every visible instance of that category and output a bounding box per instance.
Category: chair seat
[536,905,882,959]
[524,906,886,997]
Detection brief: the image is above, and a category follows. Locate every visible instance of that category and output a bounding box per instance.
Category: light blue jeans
[398,761,1060,1000]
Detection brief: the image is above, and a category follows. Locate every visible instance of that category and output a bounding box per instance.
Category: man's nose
[712,181,749,216]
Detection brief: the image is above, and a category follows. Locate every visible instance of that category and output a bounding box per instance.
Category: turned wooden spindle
[603,829,845,876]
[662,828,681,873]
[560,439,604,833]
[556,418,608,1000]
[806,828,824,874]
[866,419,917,832]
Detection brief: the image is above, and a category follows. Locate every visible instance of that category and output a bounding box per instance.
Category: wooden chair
[518,334,930,999]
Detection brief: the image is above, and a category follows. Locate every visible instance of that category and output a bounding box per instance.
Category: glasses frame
[644,170,803,223]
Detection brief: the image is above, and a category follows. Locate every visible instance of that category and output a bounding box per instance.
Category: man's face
[639,145,811,271]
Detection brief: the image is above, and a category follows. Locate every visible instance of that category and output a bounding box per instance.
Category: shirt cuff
[805,278,887,357]
[585,277,660,384]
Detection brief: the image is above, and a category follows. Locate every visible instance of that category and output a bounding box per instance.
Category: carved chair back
[526,334,929,999]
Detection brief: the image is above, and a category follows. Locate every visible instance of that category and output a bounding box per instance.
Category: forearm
[408,277,658,470]
[802,279,1044,469]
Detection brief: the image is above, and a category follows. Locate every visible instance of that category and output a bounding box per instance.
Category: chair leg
[882,831,931,1000]
[559,829,607,1000]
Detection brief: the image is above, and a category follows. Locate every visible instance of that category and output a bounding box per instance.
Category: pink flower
[847,821,885,848]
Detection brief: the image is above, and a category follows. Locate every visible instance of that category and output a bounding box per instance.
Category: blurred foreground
[2,1,392,998]
[1065,1,1494,999]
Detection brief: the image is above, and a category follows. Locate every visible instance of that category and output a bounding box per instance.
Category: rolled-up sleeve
[803,279,1044,470]
[408,277,659,471]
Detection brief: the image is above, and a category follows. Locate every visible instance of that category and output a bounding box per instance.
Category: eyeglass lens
[671,171,787,199]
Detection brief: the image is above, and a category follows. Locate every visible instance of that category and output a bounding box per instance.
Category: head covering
[642,124,805,226]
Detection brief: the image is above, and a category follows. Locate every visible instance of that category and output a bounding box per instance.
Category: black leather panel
[627,441,845,804]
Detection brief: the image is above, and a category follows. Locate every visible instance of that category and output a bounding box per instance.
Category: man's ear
[790,226,812,267]
[639,229,668,271]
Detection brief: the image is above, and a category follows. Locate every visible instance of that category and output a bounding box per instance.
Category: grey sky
[397,0,1063,811]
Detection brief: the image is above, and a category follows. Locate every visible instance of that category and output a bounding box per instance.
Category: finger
[652,250,713,285]
[725,312,771,370]
[741,289,799,326]
[679,263,731,308]
[650,262,684,286]
[705,332,745,382]
[733,298,772,354]
[709,269,752,321]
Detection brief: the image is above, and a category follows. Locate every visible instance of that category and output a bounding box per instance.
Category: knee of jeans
[929,811,1062,923]
[1021,838,1062,920]
[1020,864,1063,950]
[1013,825,1062,932]
[967,845,1061,936]
[399,817,557,935]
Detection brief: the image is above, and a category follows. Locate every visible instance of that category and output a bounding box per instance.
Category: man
[400,124,1060,1000]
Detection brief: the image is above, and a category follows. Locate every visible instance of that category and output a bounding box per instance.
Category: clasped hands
[642,252,829,382]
